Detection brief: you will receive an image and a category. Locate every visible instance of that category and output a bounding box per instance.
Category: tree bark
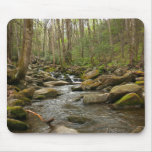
[16,19,33,81]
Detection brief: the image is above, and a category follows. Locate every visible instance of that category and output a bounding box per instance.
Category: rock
[83,93,109,104]
[111,93,144,109]
[135,81,144,85]
[7,118,28,131]
[136,77,144,81]
[134,70,144,76]
[132,126,144,133]
[33,88,59,99]
[108,83,143,103]
[43,76,56,82]
[81,72,135,91]
[67,115,90,124]
[7,106,27,120]
[71,85,83,91]
[72,95,83,102]
[18,87,35,99]
[52,125,78,134]
[82,69,100,80]
[44,81,69,87]
[114,68,127,76]
[8,99,31,106]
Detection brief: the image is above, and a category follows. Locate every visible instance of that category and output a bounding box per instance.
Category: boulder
[7,118,28,131]
[134,70,144,76]
[83,93,109,104]
[52,125,78,134]
[71,85,83,91]
[108,83,143,103]
[7,106,27,120]
[81,72,135,91]
[44,81,69,87]
[18,87,35,99]
[33,88,59,99]
[82,69,100,80]
[67,115,90,124]
[8,99,31,106]
[111,93,144,109]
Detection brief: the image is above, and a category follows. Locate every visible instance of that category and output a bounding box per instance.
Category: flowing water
[25,75,145,133]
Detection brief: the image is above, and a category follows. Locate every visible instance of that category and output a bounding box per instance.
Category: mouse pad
[7,19,145,133]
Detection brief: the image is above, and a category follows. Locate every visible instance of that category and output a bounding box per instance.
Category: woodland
[7,19,145,133]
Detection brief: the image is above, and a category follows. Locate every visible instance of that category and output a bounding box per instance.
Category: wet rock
[33,88,59,99]
[83,93,109,104]
[18,87,35,99]
[67,115,90,124]
[81,72,135,91]
[71,85,83,91]
[8,99,31,106]
[7,106,27,120]
[44,81,69,87]
[82,69,100,80]
[111,93,144,109]
[52,125,78,134]
[108,83,143,103]
[132,126,144,133]
[7,118,28,131]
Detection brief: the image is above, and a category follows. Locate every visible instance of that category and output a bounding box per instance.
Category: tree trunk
[16,19,33,81]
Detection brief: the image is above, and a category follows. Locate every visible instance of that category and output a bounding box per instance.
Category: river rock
[83,69,100,80]
[108,83,143,103]
[8,99,31,106]
[67,115,90,124]
[83,93,109,104]
[7,118,28,131]
[71,85,83,91]
[18,87,35,99]
[81,72,135,91]
[7,106,27,120]
[52,125,79,134]
[33,88,59,99]
[111,93,144,109]
[44,81,69,87]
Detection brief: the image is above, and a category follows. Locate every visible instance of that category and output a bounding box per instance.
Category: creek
[25,74,144,133]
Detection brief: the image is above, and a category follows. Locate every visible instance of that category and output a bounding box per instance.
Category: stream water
[25,74,145,133]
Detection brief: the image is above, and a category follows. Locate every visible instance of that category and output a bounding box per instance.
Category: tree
[15,19,33,81]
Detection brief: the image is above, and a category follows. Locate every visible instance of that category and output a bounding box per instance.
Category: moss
[7,106,27,120]
[11,99,31,106]
[115,93,144,106]
[135,81,144,85]
[7,118,28,132]
[19,88,35,99]
[36,95,45,100]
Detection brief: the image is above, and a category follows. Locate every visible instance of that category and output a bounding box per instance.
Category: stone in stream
[8,99,31,106]
[7,118,28,132]
[111,93,144,109]
[52,125,79,134]
[83,93,109,104]
[82,69,100,80]
[43,80,69,87]
[81,71,136,91]
[18,87,35,99]
[108,83,143,103]
[7,106,27,120]
[67,115,91,124]
[33,88,59,99]
[71,85,83,91]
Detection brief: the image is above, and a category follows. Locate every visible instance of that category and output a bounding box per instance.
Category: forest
[7,19,145,133]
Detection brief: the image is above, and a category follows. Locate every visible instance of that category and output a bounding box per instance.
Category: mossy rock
[67,115,90,124]
[7,118,28,132]
[134,70,144,76]
[135,81,144,85]
[82,69,100,80]
[113,93,144,109]
[8,99,31,106]
[35,95,45,100]
[7,106,27,120]
[19,87,35,99]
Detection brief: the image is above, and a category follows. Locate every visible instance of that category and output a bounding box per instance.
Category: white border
[0,0,151,151]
